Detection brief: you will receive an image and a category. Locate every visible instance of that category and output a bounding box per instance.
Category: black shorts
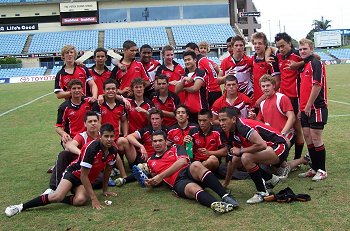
[300,108,328,129]
[271,143,289,163]
[289,97,299,114]
[208,91,223,107]
[172,165,204,198]
[62,171,82,187]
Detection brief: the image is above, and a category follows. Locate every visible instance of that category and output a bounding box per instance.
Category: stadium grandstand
[0,0,349,80]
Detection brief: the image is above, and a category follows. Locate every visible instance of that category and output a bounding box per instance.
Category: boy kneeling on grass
[5,123,118,217]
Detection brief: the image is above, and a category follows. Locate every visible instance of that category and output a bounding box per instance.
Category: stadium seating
[315,51,335,61]
[0,67,47,78]
[104,27,168,49]
[0,34,28,55]
[29,30,99,54]
[172,24,235,46]
[327,49,350,59]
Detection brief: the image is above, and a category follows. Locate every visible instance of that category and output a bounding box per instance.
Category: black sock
[195,189,217,207]
[61,195,74,205]
[248,165,266,193]
[307,144,317,171]
[201,170,226,197]
[294,143,304,159]
[260,168,273,181]
[124,174,136,183]
[315,144,326,171]
[290,135,296,147]
[22,194,50,211]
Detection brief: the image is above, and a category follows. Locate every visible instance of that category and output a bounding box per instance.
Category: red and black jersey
[276,49,303,98]
[147,145,189,187]
[126,97,154,134]
[220,54,253,97]
[73,131,99,149]
[92,99,126,139]
[66,140,117,183]
[299,55,327,111]
[197,55,221,93]
[56,97,92,138]
[227,118,287,149]
[110,58,150,90]
[211,92,253,118]
[258,92,293,132]
[167,122,198,146]
[142,59,161,83]
[252,54,280,102]
[189,126,226,161]
[183,68,208,113]
[54,64,92,97]
[135,125,168,156]
[89,65,111,96]
[151,91,180,127]
[155,61,185,102]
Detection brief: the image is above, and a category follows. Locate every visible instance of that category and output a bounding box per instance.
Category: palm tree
[306,16,332,41]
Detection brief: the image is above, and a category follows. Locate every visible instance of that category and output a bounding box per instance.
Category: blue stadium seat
[104,27,168,49]
[172,24,235,46]
[0,34,28,55]
[327,49,350,59]
[0,67,47,78]
[29,30,98,53]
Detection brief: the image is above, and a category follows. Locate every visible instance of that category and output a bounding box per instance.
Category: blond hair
[299,38,314,49]
[259,74,276,86]
[251,32,268,47]
[61,45,77,59]
[198,41,210,52]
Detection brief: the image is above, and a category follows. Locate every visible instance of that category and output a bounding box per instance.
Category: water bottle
[185,141,193,159]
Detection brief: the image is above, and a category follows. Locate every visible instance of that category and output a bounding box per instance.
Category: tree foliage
[306,16,332,41]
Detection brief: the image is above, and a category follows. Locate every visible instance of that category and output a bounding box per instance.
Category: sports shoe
[265,174,280,193]
[312,169,327,181]
[246,192,269,204]
[114,178,126,187]
[298,168,316,178]
[210,201,234,214]
[110,168,120,177]
[222,192,239,208]
[132,165,148,187]
[277,165,290,180]
[108,177,116,187]
[41,188,55,195]
[5,204,23,217]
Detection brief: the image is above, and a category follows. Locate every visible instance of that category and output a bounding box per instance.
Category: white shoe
[42,188,55,195]
[298,168,316,178]
[5,204,23,217]
[114,178,126,187]
[312,169,327,181]
[277,165,291,180]
[210,201,234,214]
[246,192,269,204]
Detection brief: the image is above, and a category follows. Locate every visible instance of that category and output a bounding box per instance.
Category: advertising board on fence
[8,75,55,84]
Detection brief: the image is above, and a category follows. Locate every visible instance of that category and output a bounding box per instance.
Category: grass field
[0,64,350,230]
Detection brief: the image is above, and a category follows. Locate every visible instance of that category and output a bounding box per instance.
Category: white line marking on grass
[329,100,350,106]
[329,114,350,118]
[0,92,53,118]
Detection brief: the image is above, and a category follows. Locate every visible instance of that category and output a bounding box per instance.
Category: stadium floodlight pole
[268,20,272,45]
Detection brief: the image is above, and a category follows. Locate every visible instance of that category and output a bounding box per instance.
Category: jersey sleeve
[311,59,323,85]
[83,65,93,82]
[280,95,294,113]
[139,62,150,81]
[73,133,85,148]
[176,144,188,158]
[54,71,63,93]
[80,142,97,169]
[56,102,67,127]
[236,119,255,140]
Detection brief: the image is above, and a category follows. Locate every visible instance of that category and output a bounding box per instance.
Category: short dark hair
[123,40,137,50]
[231,35,245,46]
[140,44,152,52]
[225,75,238,84]
[275,32,292,45]
[183,50,196,60]
[226,36,233,43]
[219,106,241,118]
[155,74,169,83]
[185,42,199,51]
[94,47,107,57]
[149,107,164,119]
[68,79,83,89]
[103,78,118,89]
[152,130,167,140]
[199,108,213,118]
[100,123,114,135]
[84,110,99,122]
[175,104,190,115]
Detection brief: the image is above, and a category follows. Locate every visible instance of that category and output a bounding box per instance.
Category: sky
[253,0,350,41]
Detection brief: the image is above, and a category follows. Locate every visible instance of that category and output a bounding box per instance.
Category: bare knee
[72,195,88,206]
[48,192,66,202]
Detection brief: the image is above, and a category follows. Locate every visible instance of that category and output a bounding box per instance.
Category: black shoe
[222,192,239,208]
